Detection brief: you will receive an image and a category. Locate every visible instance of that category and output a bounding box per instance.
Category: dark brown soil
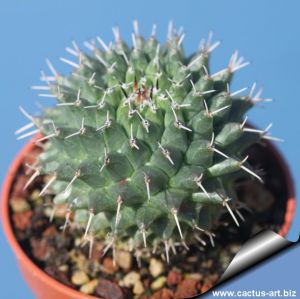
[8,142,288,299]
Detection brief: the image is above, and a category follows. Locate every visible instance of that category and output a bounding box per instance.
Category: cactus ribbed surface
[22,22,275,260]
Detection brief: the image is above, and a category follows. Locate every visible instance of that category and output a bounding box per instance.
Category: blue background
[0,0,299,298]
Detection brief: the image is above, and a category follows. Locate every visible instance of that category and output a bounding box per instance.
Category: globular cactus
[19,21,277,262]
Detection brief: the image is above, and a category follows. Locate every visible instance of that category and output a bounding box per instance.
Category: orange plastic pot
[1,135,296,299]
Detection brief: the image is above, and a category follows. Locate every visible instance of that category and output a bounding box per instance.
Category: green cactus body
[23,22,275,260]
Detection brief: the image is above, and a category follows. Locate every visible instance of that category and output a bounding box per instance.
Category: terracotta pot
[1,135,296,299]
[1,136,97,299]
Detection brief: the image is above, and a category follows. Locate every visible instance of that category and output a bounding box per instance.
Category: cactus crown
[20,21,276,261]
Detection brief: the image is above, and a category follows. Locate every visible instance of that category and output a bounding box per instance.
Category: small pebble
[43,207,54,219]
[30,190,43,206]
[116,250,132,271]
[30,238,50,261]
[120,271,141,288]
[149,258,165,278]
[174,278,200,298]
[71,270,89,286]
[58,264,69,273]
[167,271,182,286]
[73,253,87,271]
[96,279,124,299]
[30,190,41,201]
[133,279,145,295]
[45,266,72,287]
[12,210,32,231]
[10,197,30,213]
[90,242,103,262]
[151,288,174,299]
[151,276,167,290]
[70,250,87,268]
[185,273,203,281]
[74,237,82,247]
[80,279,98,295]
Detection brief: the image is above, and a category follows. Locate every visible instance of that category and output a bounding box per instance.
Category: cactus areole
[22,22,278,262]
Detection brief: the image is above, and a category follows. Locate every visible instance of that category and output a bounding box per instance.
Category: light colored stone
[69,250,87,271]
[149,258,165,278]
[151,276,167,290]
[80,279,98,294]
[120,271,141,288]
[121,275,145,297]
[10,198,30,213]
[116,250,132,270]
[43,207,53,219]
[74,237,82,247]
[185,273,203,281]
[133,279,145,295]
[30,190,41,201]
[71,270,89,286]
[58,264,69,272]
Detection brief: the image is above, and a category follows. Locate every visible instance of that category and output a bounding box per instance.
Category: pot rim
[1,133,296,297]
[266,141,296,237]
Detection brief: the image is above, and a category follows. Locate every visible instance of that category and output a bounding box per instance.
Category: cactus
[19,21,278,262]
